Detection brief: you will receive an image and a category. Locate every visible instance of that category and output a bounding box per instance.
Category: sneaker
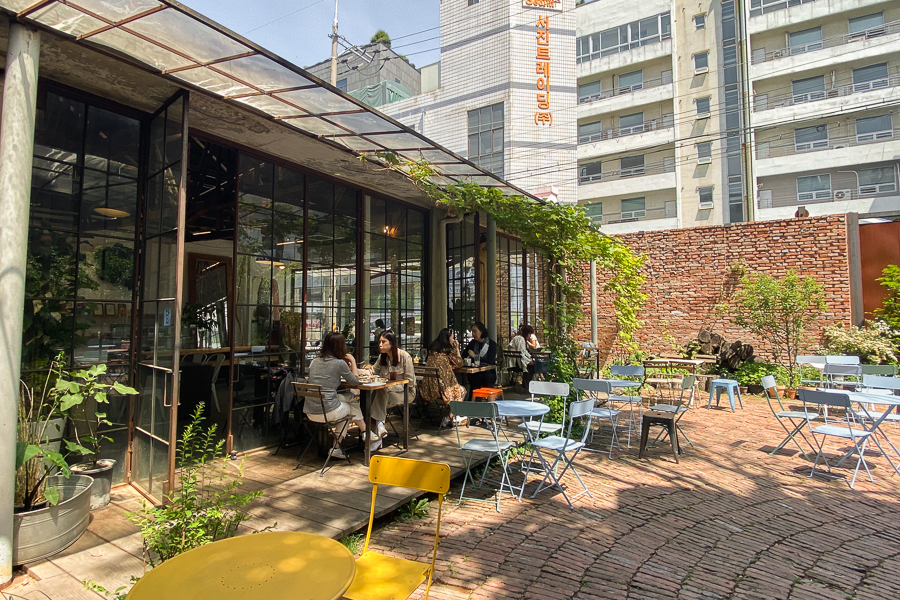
[440,416,453,428]
[453,415,468,426]
[364,430,381,443]
[369,439,382,453]
[329,447,347,459]
[377,422,389,439]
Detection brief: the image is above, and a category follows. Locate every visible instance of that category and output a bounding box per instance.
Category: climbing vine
[381,156,647,383]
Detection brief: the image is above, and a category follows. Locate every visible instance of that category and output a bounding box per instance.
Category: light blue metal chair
[799,389,874,489]
[449,401,516,512]
[529,398,595,510]
[608,365,645,445]
[518,381,568,439]
[573,379,621,457]
[707,379,743,412]
[761,375,817,460]
[648,375,696,453]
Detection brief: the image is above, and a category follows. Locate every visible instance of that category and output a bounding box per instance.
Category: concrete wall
[580,214,855,363]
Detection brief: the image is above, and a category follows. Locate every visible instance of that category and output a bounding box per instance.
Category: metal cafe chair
[344,456,451,600]
[292,381,354,475]
[761,374,817,460]
[530,398,595,510]
[608,365,646,445]
[449,400,517,512]
[412,365,449,433]
[573,378,621,458]
[648,375,697,453]
[799,389,874,489]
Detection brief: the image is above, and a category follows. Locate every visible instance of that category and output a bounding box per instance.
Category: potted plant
[64,362,139,509]
[14,354,94,564]
[182,302,218,349]
[280,309,303,350]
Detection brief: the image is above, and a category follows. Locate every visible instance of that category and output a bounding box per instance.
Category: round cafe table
[127,531,355,600]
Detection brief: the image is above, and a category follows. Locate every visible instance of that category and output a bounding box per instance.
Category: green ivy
[380,157,647,409]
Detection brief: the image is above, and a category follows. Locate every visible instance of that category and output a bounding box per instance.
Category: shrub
[821,321,898,365]
[732,362,787,387]
[876,265,900,333]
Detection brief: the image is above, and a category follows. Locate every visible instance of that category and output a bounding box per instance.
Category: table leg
[363,390,371,467]
[403,383,409,451]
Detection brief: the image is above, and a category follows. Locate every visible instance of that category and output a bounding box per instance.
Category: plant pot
[12,474,93,565]
[739,386,748,394]
[71,459,116,510]
[785,389,797,400]
[747,384,764,395]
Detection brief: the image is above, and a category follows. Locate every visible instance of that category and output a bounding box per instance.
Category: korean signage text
[534,14,551,126]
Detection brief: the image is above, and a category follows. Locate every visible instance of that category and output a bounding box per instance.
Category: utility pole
[330,0,339,85]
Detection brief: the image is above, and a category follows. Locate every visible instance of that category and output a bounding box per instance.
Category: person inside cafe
[507,324,535,387]
[305,332,374,459]
[370,330,416,452]
[464,321,497,391]
[421,328,466,428]
[527,328,541,350]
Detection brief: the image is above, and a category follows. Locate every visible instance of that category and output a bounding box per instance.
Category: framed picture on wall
[117,303,127,317]
[104,303,116,317]
[93,303,104,316]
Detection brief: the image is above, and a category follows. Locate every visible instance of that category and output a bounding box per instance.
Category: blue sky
[181,0,441,69]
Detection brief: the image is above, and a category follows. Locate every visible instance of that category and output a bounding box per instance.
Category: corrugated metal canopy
[0,0,531,198]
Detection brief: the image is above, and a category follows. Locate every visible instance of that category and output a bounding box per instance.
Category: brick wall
[579,215,854,363]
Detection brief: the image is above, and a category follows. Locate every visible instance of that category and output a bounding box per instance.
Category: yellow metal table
[127,531,355,600]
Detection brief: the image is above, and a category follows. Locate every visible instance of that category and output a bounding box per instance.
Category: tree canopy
[370,30,391,47]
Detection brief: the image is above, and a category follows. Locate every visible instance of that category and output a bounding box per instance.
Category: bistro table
[643,359,705,405]
[342,378,409,466]
[817,389,900,477]
[494,400,550,500]
[455,364,497,400]
[126,531,355,600]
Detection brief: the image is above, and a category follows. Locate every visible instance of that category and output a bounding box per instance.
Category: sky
[181,0,442,69]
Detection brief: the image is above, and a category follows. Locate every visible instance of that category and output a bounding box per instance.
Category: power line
[244,0,329,34]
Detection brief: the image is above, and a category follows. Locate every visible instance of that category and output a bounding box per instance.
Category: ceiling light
[94,207,130,218]
[255,255,285,267]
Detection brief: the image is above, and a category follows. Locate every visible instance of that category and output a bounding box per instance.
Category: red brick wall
[578,215,854,364]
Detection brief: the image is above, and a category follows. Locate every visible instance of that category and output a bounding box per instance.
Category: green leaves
[45,485,60,506]
[16,442,40,470]
[65,440,94,455]
[113,382,139,396]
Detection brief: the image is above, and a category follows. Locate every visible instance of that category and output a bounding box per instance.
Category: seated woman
[371,330,417,452]
[464,321,498,392]
[507,324,535,387]
[420,328,467,427]
[305,332,373,459]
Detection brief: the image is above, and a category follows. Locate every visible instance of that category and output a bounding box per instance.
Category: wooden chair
[413,365,449,432]
[291,381,353,474]
[344,456,451,600]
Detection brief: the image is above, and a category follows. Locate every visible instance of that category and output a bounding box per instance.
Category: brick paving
[364,395,900,600]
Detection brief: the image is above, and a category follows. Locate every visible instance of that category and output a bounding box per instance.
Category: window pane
[856,114,892,135]
[697,98,711,114]
[699,187,713,203]
[580,161,602,177]
[480,107,492,130]
[621,155,643,169]
[789,27,822,47]
[579,81,602,99]
[792,75,825,95]
[697,142,712,158]
[619,113,643,128]
[492,103,504,124]
[493,128,504,153]
[600,28,619,51]
[794,125,828,144]
[579,121,603,137]
[694,52,708,69]
[479,131,491,155]
[859,167,895,186]
[467,109,479,133]
[619,70,642,87]
[849,13,884,34]
[797,174,830,193]
[853,63,888,84]
[639,17,658,40]
[621,197,645,212]
[468,134,478,158]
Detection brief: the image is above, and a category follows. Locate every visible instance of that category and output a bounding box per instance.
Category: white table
[817,389,900,477]
[493,400,550,500]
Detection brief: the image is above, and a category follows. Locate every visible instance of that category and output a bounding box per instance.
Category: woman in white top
[507,324,536,387]
[370,330,417,453]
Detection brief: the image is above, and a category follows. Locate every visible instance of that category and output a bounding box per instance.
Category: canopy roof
[0,0,532,197]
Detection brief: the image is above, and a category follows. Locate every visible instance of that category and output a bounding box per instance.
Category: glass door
[131,91,188,502]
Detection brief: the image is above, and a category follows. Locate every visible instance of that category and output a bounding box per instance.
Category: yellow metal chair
[344,456,451,600]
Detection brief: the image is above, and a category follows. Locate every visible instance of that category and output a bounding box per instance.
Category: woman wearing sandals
[370,330,417,453]
[305,332,378,458]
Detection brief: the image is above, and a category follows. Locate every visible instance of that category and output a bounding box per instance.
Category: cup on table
[389,371,397,381]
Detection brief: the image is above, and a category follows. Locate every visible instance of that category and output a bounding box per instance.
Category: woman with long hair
[464,321,498,390]
[507,324,536,387]
[370,330,417,452]
[305,332,374,459]
[421,328,466,427]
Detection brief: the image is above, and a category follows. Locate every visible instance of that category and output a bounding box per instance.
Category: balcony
[577,39,673,80]
[578,79,673,120]
[747,0,889,35]
[592,205,678,234]
[750,21,900,79]
[755,127,900,176]
[578,161,676,200]
[752,74,900,127]
[756,187,899,221]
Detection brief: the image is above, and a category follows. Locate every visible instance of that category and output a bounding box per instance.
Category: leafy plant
[821,321,898,365]
[876,265,900,333]
[340,533,365,555]
[93,243,135,290]
[84,577,138,600]
[732,362,787,387]
[128,403,272,567]
[730,270,825,388]
[397,497,430,522]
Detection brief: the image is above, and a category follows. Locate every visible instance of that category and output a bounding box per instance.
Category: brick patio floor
[364,395,900,600]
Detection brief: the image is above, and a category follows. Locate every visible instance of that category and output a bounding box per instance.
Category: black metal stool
[639,410,679,463]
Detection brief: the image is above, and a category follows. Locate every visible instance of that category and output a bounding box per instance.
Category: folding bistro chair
[413,365,449,433]
[519,381,568,439]
[648,375,696,453]
[797,355,826,388]
[798,389,874,489]
[449,400,517,512]
[292,381,354,475]
[573,379,620,457]
[530,398,595,510]
[344,456,451,600]
[609,365,646,444]
[854,375,900,457]
[761,375,817,460]
[824,363,862,391]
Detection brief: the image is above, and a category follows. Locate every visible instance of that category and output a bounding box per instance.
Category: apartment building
[575,0,900,233]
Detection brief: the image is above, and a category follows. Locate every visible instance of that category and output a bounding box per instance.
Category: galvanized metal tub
[13,474,93,564]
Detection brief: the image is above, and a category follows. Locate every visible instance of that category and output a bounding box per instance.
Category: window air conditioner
[832,144,848,149]
[833,189,852,200]
[694,67,709,75]
[698,157,712,165]
[696,112,710,120]
[699,201,714,209]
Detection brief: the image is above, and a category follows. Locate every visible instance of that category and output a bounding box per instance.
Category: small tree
[875,264,900,334]
[731,270,825,387]
[370,30,391,47]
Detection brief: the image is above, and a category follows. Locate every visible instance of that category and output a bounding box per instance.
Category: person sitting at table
[464,321,497,391]
[421,328,466,428]
[371,330,417,452]
[527,329,541,350]
[507,324,535,387]
[305,332,373,459]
